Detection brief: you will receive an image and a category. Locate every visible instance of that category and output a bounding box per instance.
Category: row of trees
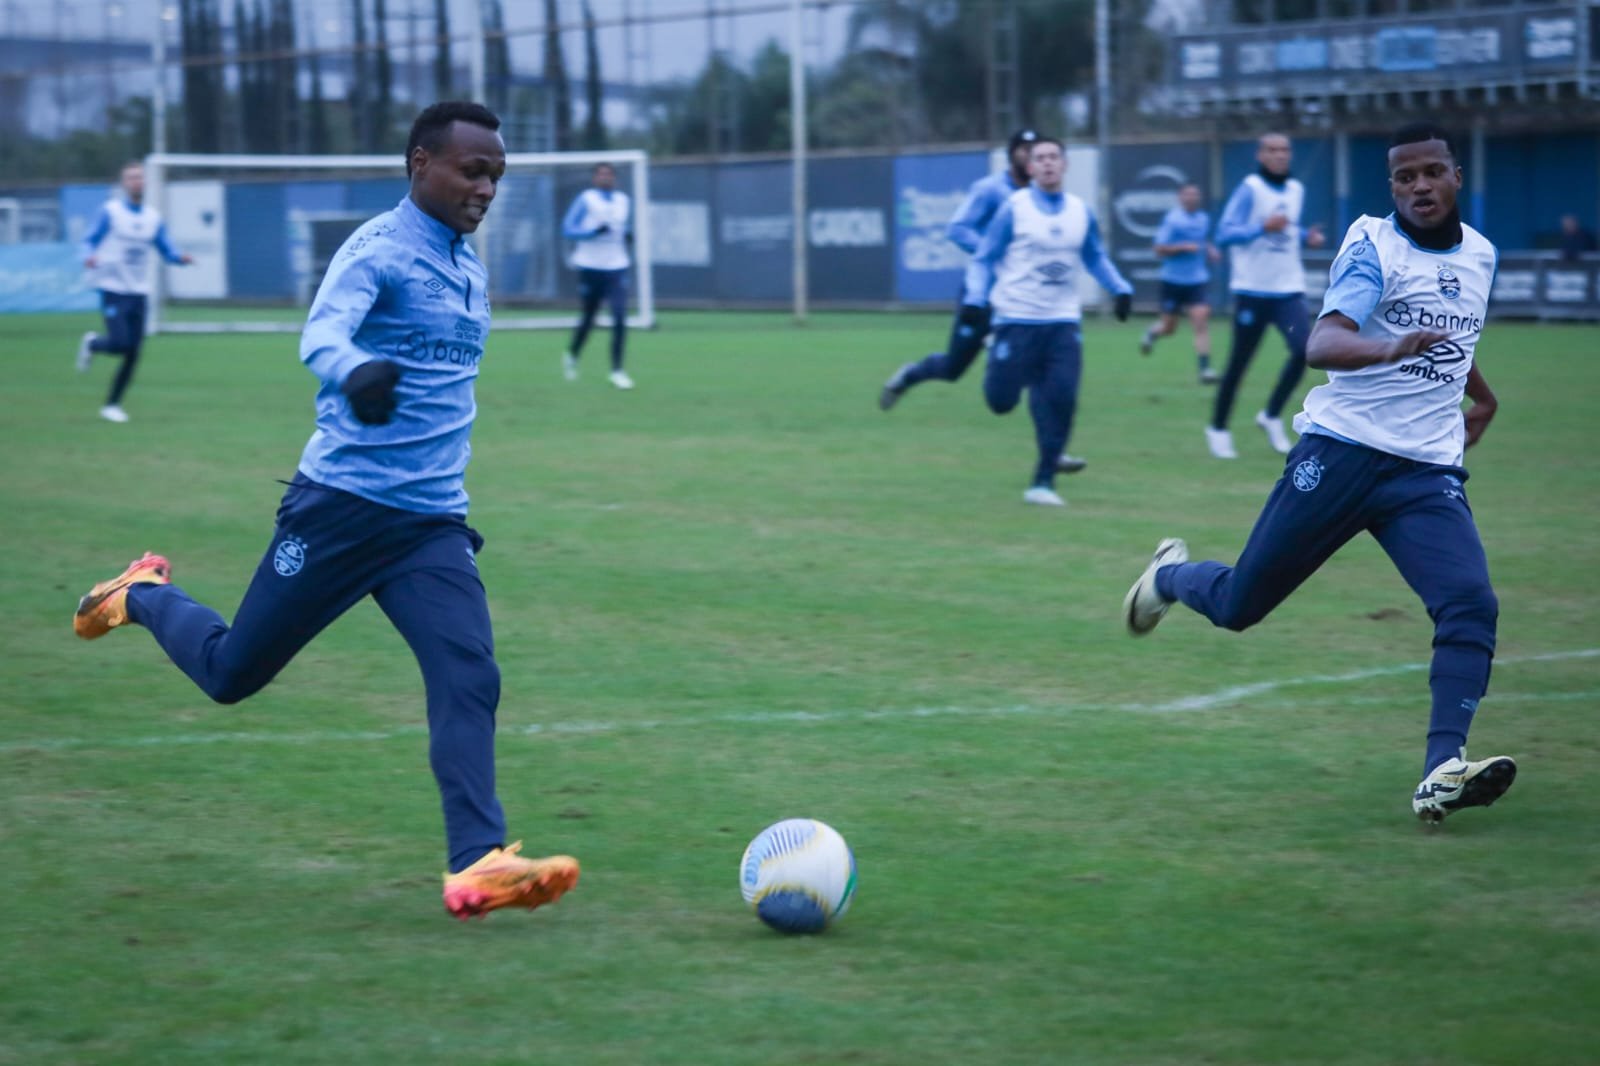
[4,0,1146,181]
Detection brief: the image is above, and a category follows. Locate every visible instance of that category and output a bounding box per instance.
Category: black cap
[1008,128,1040,153]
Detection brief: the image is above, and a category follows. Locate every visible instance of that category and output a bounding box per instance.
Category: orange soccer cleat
[442,842,580,921]
[73,552,171,640]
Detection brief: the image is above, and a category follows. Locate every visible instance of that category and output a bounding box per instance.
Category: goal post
[142,149,654,335]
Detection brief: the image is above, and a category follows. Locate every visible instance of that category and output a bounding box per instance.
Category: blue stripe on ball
[756,890,829,934]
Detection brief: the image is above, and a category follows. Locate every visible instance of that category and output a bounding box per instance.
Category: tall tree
[349,0,370,148]
[543,0,572,149]
[372,0,392,151]
[581,0,605,149]
[433,0,452,98]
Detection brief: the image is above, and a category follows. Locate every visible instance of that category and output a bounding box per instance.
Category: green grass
[2,310,1597,1065]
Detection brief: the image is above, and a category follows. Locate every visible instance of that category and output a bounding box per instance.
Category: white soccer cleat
[1204,426,1237,459]
[1055,453,1088,474]
[1255,410,1293,454]
[1124,537,1187,636]
[1022,486,1065,507]
[609,369,635,390]
[1412,755,1517,823]
[878,363,913,411]
[76,332,96,372]
[562,352,579,381]
[99,404,130,423]
[1138,330,1155,356]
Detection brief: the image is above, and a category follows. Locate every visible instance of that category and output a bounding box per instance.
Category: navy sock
[1197,352,1210,370]
[1425,646,1490,774]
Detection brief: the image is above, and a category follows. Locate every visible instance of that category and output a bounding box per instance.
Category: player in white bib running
[965,136,1132,507]
[1123,122,1515,823]
[561,162,634,389]
[76,160,193,423]
[1208,133,1326,459]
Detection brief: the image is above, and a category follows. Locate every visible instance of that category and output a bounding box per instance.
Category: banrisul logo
[273,535,307,577]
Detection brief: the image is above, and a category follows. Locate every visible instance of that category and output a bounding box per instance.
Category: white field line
[2,648,1594,756]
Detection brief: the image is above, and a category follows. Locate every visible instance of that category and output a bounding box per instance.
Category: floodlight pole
[1094,0,1111,271]
[151,6,169,155]
[789,0,808,325]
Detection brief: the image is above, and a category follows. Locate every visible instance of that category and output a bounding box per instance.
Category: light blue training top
[296,196,491,516]
[1154,206,1212,286]
[945,169,1026,255]
[963,186,1132,321]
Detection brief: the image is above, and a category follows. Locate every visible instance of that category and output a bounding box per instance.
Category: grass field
[3,309,1597,1065]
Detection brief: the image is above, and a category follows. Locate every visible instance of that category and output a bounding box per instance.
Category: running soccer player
[71,102,581,919]
[878,128,1037,412]
[965,136,1132,507]
[1207,132,1326,459]
[1124,122,1514,823]
[75,160,193,423]
[1138,182,1221,385]
[560,162,634,390]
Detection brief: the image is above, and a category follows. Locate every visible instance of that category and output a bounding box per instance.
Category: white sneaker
[879,363,913,411]
[1412,755,1517,823]
[1138,330,1155,356]
[1255,410,1293,454]
[609,369,635,390]
[77,332,96,372]
[1022,486,1065,507]
[562,352,579,381]
[1055,453,1088,474]
[1205,426,1237,459]
[1123,537,1188,636]
[99,404,130,423]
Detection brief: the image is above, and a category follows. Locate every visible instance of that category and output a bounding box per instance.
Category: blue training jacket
[297,196,491,516]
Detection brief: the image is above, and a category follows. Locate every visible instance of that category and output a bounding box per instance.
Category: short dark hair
[1389,122,1457,163]
[405,101,501,177]
[1029,136,1064,153]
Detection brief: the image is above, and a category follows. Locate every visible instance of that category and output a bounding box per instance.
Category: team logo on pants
[273,536,307,576]
[1292,458,1323,492]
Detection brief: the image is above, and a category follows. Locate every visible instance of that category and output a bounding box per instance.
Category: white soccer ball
[739,818,857,934]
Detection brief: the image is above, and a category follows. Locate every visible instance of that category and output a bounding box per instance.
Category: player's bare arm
[1306,311,1448,371]
[1463,363,1498,448]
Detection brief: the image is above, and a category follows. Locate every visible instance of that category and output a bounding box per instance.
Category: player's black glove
[957,303,991,334]
[1114,293,1132,322]
[341,359,401,425]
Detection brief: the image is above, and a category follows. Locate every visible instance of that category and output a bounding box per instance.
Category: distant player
[966,136,1132,507]
[76,160,193,423]
[1138,182,1221,385]
[1124,122,1514,823]
[1207,133,1326,459]
[71,102,581,918]
[561,162,634,390]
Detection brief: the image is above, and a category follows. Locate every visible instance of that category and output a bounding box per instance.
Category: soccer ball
[739,818,857,934]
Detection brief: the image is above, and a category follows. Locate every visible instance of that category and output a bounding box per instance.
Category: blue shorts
[1159,281,1209,313]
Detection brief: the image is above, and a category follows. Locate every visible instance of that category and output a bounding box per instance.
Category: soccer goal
[141,149,654,335]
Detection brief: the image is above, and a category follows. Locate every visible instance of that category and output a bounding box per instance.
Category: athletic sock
[1197,353,1211,371]
[1425,659,1488,775]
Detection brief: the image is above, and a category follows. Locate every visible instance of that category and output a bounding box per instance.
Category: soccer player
[965,136,1133,507]
[1207,133,1326,459]
[75,160,193,423]
[1138,182,1221,385]
[1123,122,1514,823]
[71,102,581,919]
[878,128,1036,411]
[561,162,634,390]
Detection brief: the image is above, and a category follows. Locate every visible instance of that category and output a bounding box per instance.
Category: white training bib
[991,189,1090,322]
[1298,214,1497,466]
[1228,173,1307,296]
[569,189,631,271]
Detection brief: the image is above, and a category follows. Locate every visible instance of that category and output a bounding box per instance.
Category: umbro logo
[422,277,446,298]
[1038,261,1071,283]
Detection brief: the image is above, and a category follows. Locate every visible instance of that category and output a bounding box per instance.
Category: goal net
[141,149,654,334]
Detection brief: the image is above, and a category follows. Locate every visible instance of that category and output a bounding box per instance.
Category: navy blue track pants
[1213,293,1310,429]
[984,322,1083,489]
[899,298,991,388]
[127,474,507,872]
[568,267,628,369]
[1158,436,1498,749]
[91,290,148,406]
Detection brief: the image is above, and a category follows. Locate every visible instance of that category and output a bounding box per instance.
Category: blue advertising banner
[0,242,96,312]
[807,156,895,303]
[714,161,792,302]
[1107,142,1213,307]
[892,151,987,304]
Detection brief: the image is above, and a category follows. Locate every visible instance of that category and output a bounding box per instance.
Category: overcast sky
[2,0,855,83]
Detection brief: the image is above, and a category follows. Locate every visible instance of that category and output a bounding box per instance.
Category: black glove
[957,303,992,334]
[1114,293,1132,322]
[341,359,401,425]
